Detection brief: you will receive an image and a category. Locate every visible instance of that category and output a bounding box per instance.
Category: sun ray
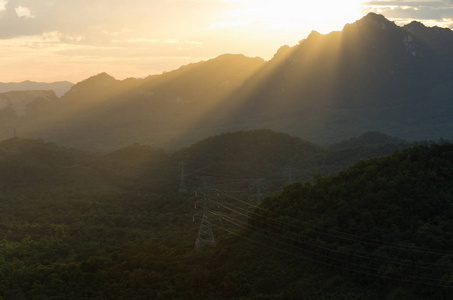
[227,0,364,33]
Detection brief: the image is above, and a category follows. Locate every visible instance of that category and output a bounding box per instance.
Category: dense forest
[0,130,451,299]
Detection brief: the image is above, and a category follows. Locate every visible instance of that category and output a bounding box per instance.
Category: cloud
[0,0,217,42]
[15,6,33,18]
[360,0,453,26]
[2,0,453,83]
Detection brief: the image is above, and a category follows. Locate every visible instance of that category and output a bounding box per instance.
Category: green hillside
[133,130,410,195]
[222,143,453,299]
[0,132,448,299]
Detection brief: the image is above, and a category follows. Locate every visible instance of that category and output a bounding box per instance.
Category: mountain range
[0,80,73,97]
[1,13,453,152]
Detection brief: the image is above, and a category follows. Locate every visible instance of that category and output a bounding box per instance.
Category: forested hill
[168,129,323,180]
[0,133,452,298]
[0,130,407,194]
[230,143,453,298]
[128,129,412,194]
[0,138,116,195]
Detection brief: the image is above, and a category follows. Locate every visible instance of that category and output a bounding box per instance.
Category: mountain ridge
[2,13,453,151]
[0,80,73,97]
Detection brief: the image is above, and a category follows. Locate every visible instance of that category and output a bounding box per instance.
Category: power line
[215,188,453,256]
[203,194,453,275]
[193,177,215,252]
[206,194,453,270]
[209,208,453,272]
[210,219,453,288]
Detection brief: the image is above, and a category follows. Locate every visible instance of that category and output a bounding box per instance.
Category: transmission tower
[252,179,266,205]
[193,178,215,252]
[178,161,187,195]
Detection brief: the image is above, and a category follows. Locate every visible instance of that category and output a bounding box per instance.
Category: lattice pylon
[194,180,215,252]
[194,209,216,252]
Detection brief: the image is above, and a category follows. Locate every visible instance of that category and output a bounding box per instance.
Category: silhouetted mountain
[62,72,126,106]
[403,20,453,54]
[36,54,265,151]
[213,12,453,144]
[3,13,453,151]
[0,80,73,97]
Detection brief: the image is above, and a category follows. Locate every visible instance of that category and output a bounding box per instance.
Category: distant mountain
[0,90,58,116]
[0,80,73,97]
[31,54,266,151]
[3,13,453,151]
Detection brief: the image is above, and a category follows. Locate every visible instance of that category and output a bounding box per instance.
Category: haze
[1,0,453,83]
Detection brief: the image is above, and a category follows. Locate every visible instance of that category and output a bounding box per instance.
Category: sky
[1,0,453,83]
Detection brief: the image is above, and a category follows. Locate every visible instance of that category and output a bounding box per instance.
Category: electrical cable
[211,222,453,288]
[215,188,453,256]
[209,208,453,272]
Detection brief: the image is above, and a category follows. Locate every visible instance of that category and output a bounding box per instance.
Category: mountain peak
[74,72,118,87]
[405,20,426,29]
[62,72,120,102]
[356,12,395,30]
[361,12,389,22]
[307,30,322,39]
[89,72,116,82]
[208,53,265,65]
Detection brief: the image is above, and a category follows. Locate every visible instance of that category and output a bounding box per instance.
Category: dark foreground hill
[221,143,453,299]
[0,132,449,299]
[118,143,453,299]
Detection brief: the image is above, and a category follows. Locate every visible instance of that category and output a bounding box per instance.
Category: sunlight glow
[0,0,6,12]
[227,0,363,33]
[0,0,368,82]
